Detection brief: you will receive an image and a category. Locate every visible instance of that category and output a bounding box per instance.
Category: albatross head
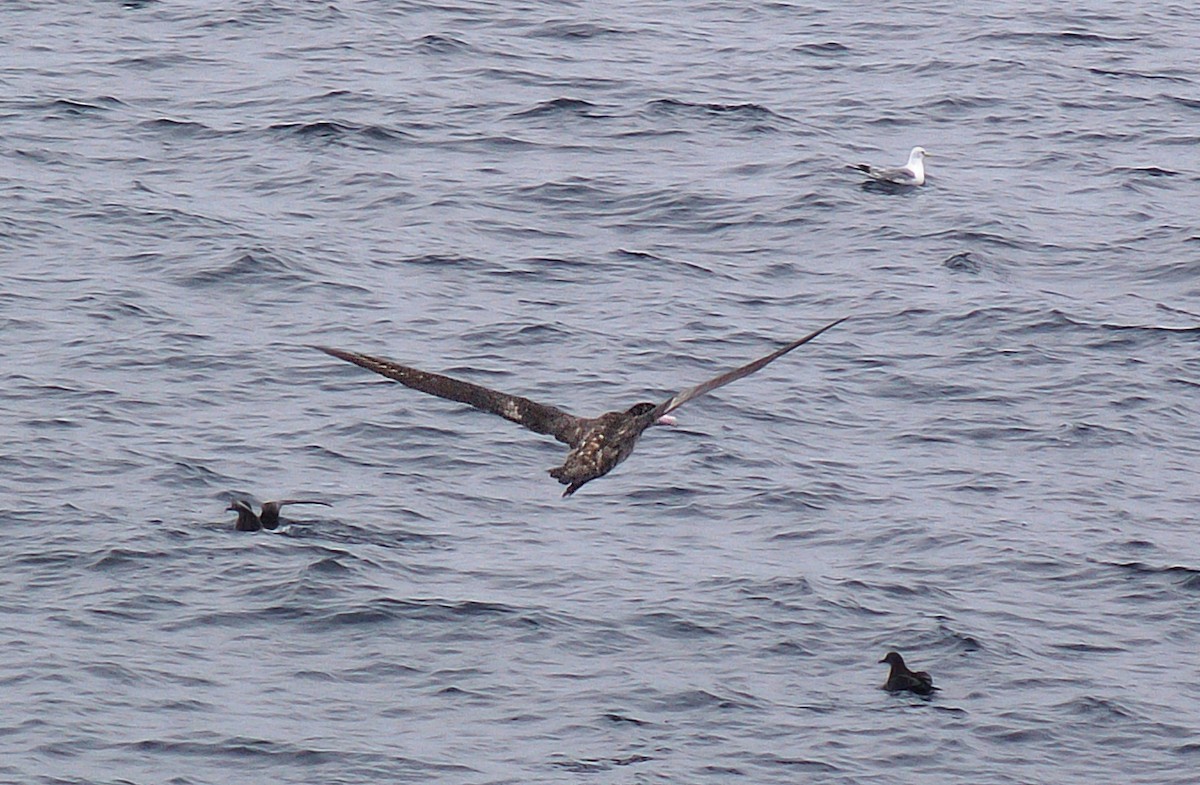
[625,402,677,426]
[908,147,929,164]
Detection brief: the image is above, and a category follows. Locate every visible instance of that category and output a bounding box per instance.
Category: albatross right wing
[647,317,847,421]
[267,500,333,510]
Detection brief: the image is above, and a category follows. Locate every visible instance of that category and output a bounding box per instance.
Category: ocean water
[2,1,1199,782]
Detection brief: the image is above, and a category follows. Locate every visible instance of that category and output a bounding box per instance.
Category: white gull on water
[851,146,929,186]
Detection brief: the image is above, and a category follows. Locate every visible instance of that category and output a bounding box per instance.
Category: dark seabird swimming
[879,651,937,695]
[227,499,332,532]
[850,146,929,186]
[315,317,845,497]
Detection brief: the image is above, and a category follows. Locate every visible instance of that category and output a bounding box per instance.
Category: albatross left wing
[315,346,587,445]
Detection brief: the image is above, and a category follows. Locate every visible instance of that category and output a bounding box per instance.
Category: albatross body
[316,317,844,497]
[851,146,929,186]
[227,499,331,531]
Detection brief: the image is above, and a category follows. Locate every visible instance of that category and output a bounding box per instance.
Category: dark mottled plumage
[314,317,845,497]
[227,499,331,532]
[879,651,936,695]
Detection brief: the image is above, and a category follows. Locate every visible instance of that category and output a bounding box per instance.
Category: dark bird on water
[314,317,845,497]
[879,651,937,695]
[227,499,332,532]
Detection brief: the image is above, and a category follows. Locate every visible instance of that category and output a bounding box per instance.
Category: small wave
[514,177,613,205]
[648,687,757,712]
[551,754,652,772]
[458,133,543,150]
[760,756,841,773]
[1088,67,1188,82]
[1167,94,1200,111]
[1057,30,1141,44]
[141,117,217,138]
[613,248,662,261]
[638,97,793,134]
[634,610,720,639]
[268,120,409,145]
[1098,319,1200,336]
[1111,164,1180,178]
[792,41,849,55]
[1052,641,1126,654]
[645,98,787,122]
[602,711,650,726]
[510,96,606,119]
[1099,560,1200,587]
[926,93,1006,111]
[1142,257,1200,284]
[711,574,814,601]
[296,517,441,549]
[303,556,353,576]
[943,251,982,273]
[181,247,309,287]
[414,33,470,54]
[309,596,535,630]
[1049,420,1139,447]
[926,228,1027,250]
[46,97,120,115]
[1057,695,1142,721]
[1153,301,1200,320]
[459,321,572,349]
[932,621,985,653]
[88,547,173,571]
[531,20,629,39]
[383,252,489,270]
[114,52,205,69]
[123,736,367,767]
[970,30,1140,46]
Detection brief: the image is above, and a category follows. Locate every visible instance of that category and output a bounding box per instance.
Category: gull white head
[906,146,928,184]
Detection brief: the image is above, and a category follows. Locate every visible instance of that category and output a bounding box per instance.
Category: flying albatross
[850,146,929,186]
[227,499,332,531]
[314,317,845,497]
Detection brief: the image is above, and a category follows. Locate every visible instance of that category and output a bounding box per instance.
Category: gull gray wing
[316,346,586,445]
[852,163,918,185]
[648,317,846,419]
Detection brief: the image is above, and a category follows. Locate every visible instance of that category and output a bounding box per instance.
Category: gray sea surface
[3,1,1200,783]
